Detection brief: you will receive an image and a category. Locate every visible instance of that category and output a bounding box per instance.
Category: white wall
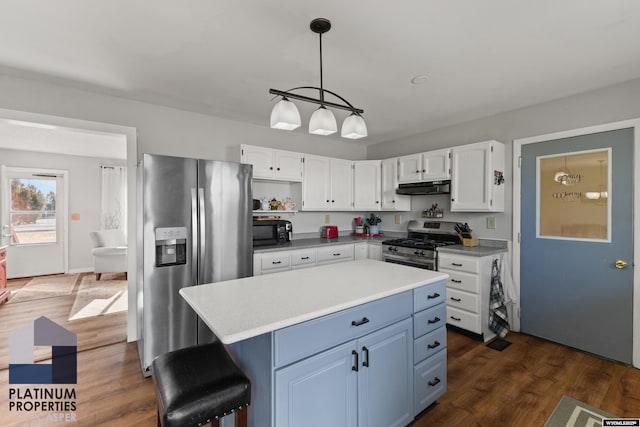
[368,78,640,240]
[0,148,125,272]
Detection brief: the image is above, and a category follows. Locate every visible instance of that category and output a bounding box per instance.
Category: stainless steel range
[382,220,460,270]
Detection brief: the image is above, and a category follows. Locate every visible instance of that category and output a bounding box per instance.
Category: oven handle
[383,253,435,270]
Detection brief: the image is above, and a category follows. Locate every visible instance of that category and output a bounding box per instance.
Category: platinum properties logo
[8,316,77,423]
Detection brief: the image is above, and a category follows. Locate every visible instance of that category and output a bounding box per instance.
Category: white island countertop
[180,260,448,344]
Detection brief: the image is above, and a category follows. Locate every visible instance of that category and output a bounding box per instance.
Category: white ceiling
[1,0,640,146]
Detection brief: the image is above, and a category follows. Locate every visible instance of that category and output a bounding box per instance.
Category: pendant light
[269,18,367,139]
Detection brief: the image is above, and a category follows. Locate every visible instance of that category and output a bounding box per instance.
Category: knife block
[458,230,479,247]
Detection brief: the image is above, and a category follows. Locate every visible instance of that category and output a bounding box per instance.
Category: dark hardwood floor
[2,275,639,426]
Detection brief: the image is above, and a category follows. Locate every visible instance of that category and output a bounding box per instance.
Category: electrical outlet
[395,215,401,225]
[486,216,496,229]
[325,214,331,224]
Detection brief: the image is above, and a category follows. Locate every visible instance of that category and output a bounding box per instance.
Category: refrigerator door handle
[191,187,198,285]
[198,187,206,284]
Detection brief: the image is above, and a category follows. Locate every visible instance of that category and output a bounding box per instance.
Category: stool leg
[235,407,248,427]
[157,410,161,427]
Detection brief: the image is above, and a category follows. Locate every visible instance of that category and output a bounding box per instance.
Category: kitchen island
[180,260,449,427]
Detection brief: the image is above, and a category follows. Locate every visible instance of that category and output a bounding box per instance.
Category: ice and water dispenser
[155,227,187,267]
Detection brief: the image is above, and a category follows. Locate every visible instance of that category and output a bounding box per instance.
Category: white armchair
[89,229,128,280]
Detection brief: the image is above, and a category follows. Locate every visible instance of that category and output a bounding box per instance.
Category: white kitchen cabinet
[289,249,317,270]
[381,158,411,211]
[354,242,382,261]
[353,160,381,211]
[450,140,505,212]
[317,244,355,266]
[397,149,451,184]
[438,252,502,342]
[241,144,303,182]
[302,155,353,211]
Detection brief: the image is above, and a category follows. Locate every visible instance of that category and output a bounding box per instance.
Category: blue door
[520,128,633,364]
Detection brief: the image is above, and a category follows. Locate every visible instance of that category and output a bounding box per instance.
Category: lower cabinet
[227,281,448,427]
[275,318,413,427]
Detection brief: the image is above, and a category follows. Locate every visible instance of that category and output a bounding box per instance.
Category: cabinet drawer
[316,244,354,264]
[446,288,479,313]
[413,303,446,338]
[414,327,446,364]
[261,253,291,271]
[438,253,480,274]
[413,280,446,312]
[414,349,447,416]
[447,306,480,333]
[274,291,412,367]
[289,249,316,268]
[440,269,479,294]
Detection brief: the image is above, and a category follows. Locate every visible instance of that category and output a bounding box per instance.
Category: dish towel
[489,258,510,337]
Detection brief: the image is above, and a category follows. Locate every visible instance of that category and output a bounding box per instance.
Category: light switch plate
[395,215,401,224]
[325,214,331,224]
[486,216,496,229]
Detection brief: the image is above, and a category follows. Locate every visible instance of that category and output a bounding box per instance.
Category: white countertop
[180,260,448,344]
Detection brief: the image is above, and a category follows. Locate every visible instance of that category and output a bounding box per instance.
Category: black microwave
[252,219,292,246]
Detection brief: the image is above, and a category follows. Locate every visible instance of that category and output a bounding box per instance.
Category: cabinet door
[422,148,451,181]
[355,243,369,260]
[275,150,304,182]
[450,142,491,211]
[330,159,354,210]
[381,158,411,211]
[353,161,381,210]
[275,340,358,427]
[367,243,382,261]
[241,145,274,180]
[302,155,331,210]
[397,154,422,183]
[358,318,413,427]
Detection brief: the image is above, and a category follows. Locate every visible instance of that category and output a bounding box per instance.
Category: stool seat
[152,341,251,427]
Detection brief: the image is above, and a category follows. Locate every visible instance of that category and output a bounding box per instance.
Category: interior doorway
[0,108,138,341]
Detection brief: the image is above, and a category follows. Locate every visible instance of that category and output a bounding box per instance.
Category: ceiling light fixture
[269,18,367,139]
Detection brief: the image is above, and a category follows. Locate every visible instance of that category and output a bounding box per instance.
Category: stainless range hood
[396,180,451,195]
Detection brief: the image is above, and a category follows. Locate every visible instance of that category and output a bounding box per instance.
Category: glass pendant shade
[309,106,337,135]
[270,98,301,130]
[584,191,601,200]
[341,114,368,139]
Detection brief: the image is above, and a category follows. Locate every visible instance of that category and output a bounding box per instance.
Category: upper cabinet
[381,158,411,211]
[450,140,505,212]
[353,161,381,211]
[397,149,451,183]
[302,155,353,211]
[241,144,303,182]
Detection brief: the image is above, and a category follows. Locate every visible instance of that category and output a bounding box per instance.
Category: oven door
[383,253,435,270]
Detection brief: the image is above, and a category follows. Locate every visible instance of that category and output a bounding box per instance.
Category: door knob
[615,260,628,269]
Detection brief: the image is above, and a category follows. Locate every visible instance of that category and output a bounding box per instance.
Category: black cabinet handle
[452,263,463,267]
[272,261,282,265]
[427,316,441,324]
[269,166,273,170]
[451,279,462,283]
[351,317,370,327]
[416,170,420,173]
[277,167,280,171]
[352,350,359,372]
[428,341,441,350]
[332,200,335,203]
[427,293,440,299]
[428,377,441,387]
[422,169,426,173]
[362,346,369,367]
[333,253,341,256]
[327,200,330,203]
[300,256,310,260]
[450,316,461,321]
[450,297,462,302]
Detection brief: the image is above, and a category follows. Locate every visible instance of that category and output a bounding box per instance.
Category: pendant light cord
[319,32,325,104]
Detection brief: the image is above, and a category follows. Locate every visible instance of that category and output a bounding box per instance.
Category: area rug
[8,273,79,304]
[68,275,127,321]
[544,395,616,427]
[487,338,512,351]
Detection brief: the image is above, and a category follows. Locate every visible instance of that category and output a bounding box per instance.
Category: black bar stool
[151,341,251,427]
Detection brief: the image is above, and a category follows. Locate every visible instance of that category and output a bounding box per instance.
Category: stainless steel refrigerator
[136,153,252,376]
